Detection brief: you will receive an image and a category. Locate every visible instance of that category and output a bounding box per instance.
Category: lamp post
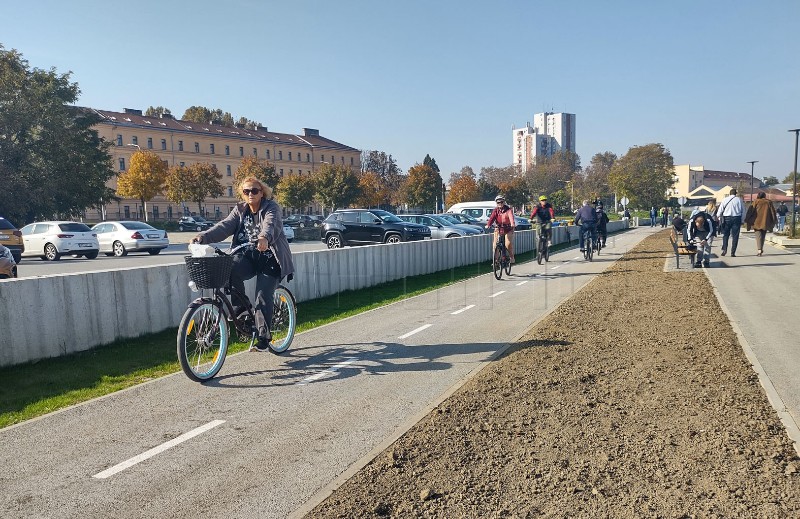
[790,129,800,238]
[747,160,758,205]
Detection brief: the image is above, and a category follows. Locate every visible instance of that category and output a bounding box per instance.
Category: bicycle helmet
[494,194,505,203]
[539,195,548,201]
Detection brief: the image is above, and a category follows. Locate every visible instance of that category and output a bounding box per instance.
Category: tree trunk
[141,198,149,222]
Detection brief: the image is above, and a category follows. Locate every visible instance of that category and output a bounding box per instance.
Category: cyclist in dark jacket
[574,200,598,252]
[595,203,610,247]
[530,195,555,242]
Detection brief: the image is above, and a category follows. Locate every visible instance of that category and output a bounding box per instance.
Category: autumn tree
[145,106,171,117]
[182,106,234,126]
[356,171,389,208]
[0,46,115,224]
[237,117,261,130]
[189,163,223,215]
[313,163,361,212]
[497,176,528,210]
[480,165,516,189]
[579,151,617,205]
[116,150,168,221]
[361,150,404,208]
[400,164,442,212]
[609,143,675,209]
[235,156,280,192]
[277,173,315,212]
[782,172,798,184]
[524,151,581,203]
[447,167,480,206]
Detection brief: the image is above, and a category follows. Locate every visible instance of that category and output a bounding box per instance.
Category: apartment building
[512,112,576,173]
[90,107,361,221]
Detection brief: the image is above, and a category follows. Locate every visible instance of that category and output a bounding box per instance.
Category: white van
[446,201,497,222]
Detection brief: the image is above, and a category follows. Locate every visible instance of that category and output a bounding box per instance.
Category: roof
[85,107,359,152]
[701,169,761,184]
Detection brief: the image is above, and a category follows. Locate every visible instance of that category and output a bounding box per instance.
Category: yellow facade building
[89,108,361,221]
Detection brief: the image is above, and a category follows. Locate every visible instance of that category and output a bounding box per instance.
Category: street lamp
[747,160,758,205]
[789,129,800,238]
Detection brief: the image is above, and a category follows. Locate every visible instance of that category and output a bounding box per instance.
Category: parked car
[178,216,213,232]
[284,214,319,228]
[397,214,482,239]
[283,224,294,243]
[19,221,99,261]
[0,216,24,262]
[321,209,430,248]
[514,215,532,231]
[447,202,532,231]
[91,221,169,256]
[439,213,487,233]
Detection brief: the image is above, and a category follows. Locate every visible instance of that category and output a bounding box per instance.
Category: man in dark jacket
[595,203,610,247]
[687,212,714,267]
[574,200,598,252]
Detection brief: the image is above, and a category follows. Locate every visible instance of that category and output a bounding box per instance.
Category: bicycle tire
[544,242,550,262]
[588,238,594,261]
[269,286,297,353]
[504,254,512,276]
[493,248,503,280]
[537,237,545,265]
[177,301,229,382]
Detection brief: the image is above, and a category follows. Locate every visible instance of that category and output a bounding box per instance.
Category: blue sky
[3,0,799,181]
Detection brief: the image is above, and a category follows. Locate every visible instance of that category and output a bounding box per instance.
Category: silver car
[397,214,482,239]
[438,213,487,233]
[91,221,169,256]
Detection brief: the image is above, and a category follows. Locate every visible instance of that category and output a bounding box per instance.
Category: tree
[447,167,480,205]
[497,176,527,210]
[164,165,194,208]
[277,173,315,212]
[0,46,115,224]
[312,163,361,212]
[185,163,224,215]
[782,172,798,184]
[182,106,235,126]
[580,152,617,205]
[360,150,402,177]
[762,175,779,187]
[356,171,389,208]
[145,106,171,117]
[423,154,440,174]
[480,165,516,188]
[237,117,261,130]
[235,156,280,192]
[115,150,168,221]
[400,164,442,212]
[608,143,675,209]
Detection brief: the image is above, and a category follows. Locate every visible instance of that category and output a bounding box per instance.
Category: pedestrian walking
[659,207,667,228]
[716,188,744,257]
[649,206,657,227]
[745,192,777,257]
[776,201,788,232]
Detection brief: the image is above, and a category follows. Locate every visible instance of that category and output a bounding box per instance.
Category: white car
[283,225,294,243]
[20,221,99,261]
[91,221,170,256]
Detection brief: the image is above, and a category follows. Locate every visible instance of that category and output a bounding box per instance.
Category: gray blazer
[199,198,295,279]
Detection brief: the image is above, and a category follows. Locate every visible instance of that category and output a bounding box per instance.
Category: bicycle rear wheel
[493,248,503,280]
[504,253,512,276]
[537,237,544,265]
[269,286,296,353]
[177,301,229,382]
[587,238,594,261]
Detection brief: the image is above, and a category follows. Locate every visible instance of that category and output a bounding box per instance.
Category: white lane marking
[93,420,226,479]
[573,256,581,260]
[297,357,358,386]
[516,280,529,286]
[398,324,432,339]
[490,291,506,298]
[451,305,475,315]
[550,265,560,270]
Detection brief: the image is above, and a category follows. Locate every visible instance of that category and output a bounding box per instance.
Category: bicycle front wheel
[537,238,544,265]
[177,301,229,382]
[493,248,503,280]
[269,286,297,353]
[504,254,512,276]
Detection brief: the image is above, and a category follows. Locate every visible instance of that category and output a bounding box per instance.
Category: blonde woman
[705,200,719,236]
[194,177,295,352]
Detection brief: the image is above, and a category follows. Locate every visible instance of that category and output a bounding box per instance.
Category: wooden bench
[669,229,696,268]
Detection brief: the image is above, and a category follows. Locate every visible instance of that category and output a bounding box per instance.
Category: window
[116,134,122,146]
[359,212,377,224]
[278,150,283,160]
[321,154,325,162]
[280,168,284,176]
[226,165,232,176]
[351,157,354,165]
[124,206,130,218]
[210,144,215,154]
[239,147,244,157]
[161,139,167,150]
[227,186,233,197]
[194,142,200,153]
[225,145,230,156]
[119,158,125,171]
[167,206,173,219]
[288,152,292,161]
[178,140,184,151]
[253,148,257,156]
[132,136,138,145]
[147,137,153,149]
[340,212,358,223]
[265,149,270,159]
[179,161,185,167]
[307,153,310,162]
[153,206,159,219]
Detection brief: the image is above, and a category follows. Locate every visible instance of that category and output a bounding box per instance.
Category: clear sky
[2,0,799,181]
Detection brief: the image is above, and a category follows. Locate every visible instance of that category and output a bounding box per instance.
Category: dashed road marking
[550,265,560,270]
[516,280,529,286]
[93,420,226,479]
[490,291,506,298]
[451,305,475,315]
[298,358,358,386]
[398,324,432,339]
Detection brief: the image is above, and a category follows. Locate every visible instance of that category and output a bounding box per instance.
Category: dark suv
[322,209,431,248]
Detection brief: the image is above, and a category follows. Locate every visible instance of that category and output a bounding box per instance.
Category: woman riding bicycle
[530,195,555,243]
[193,177,294,352]
[486,194,516,263]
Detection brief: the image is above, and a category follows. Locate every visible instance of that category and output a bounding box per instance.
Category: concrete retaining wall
[0,221,628,366]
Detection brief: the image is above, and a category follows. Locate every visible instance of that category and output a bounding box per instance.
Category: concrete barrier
[0,221,628,366]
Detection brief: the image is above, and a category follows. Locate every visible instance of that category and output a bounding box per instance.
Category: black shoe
[694,262,702,268]
[720,250,726,256]
[730,253,736,257]
[703,261,710,267]
[250,336,271,352]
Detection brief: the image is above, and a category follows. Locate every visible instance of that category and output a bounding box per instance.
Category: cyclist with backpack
[595,202,610,248]
[530,195,555,244]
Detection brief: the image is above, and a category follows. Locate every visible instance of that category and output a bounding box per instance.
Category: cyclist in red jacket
[486,194,516,263]
[530,195,555,244]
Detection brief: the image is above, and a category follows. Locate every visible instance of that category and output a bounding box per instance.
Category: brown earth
[309,232,800,518]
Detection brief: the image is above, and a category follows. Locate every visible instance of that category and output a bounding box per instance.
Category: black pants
[720,216,742,254]
[230,254,279,339]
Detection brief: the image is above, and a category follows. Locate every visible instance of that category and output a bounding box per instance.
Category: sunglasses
[242,188,261,195]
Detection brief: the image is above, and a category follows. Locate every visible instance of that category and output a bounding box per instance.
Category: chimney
[160,113,173,119]
[303,128,319,137]
[123,108,143,116]
[234,123,246,129]
[257,125,268,131]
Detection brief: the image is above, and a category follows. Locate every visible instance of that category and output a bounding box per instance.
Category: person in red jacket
[486,194,516,263]
[530,195,555,244]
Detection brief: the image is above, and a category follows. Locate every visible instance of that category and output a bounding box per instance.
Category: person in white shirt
[716,188,744,257]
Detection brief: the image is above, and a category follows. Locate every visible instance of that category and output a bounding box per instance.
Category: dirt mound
[310,233,800,518]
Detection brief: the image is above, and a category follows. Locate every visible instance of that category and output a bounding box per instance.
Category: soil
[309,232,800,518]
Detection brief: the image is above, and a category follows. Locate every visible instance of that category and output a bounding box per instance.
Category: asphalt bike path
[704,235,800,452]
[0,227,660,519]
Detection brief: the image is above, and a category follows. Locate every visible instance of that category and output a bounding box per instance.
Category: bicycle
[536,223,551,265]
[582,226,594,261]
[594,229,604,255]
[177,242,297,382]
[492,226,512,279]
